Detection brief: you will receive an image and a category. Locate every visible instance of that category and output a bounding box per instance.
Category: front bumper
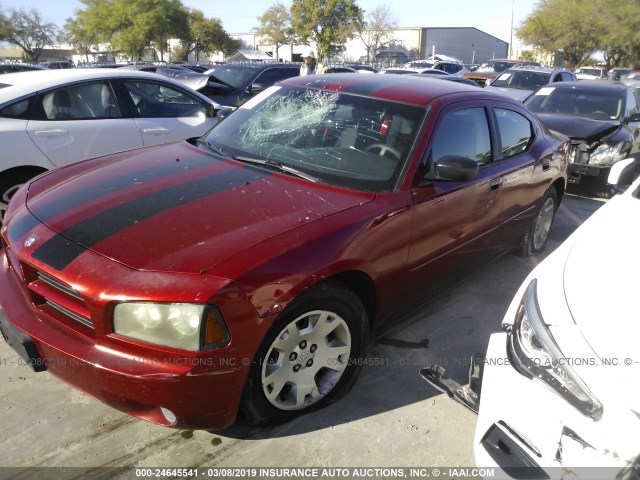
[568,163,606,178]
[0,244,256,430]
[475,332,640,479]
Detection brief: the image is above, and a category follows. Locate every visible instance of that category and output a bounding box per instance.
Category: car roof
[0,68,197,103]
[282,73,505,106]
[508,65,568,73]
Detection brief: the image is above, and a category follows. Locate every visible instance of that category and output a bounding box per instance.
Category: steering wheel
[364,143,401,160]
[590,111,611,120]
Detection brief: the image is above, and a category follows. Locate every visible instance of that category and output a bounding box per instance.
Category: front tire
[0,169,43,224]
[519,188,557,257]
[241,281,369,426]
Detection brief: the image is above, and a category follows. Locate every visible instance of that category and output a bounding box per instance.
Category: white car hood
[563,191,640,406]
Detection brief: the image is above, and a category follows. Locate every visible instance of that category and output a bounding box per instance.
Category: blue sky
[1,0,539,48]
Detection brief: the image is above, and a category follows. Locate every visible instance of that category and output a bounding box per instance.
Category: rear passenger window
[41,82,121,120]
[495,109,533,159]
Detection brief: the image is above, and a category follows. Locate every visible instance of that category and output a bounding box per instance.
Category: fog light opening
[160,407,177,424]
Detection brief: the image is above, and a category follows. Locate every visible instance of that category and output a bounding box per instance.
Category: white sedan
[422,161,639,478]
[0,69,221,221]
[475,163,639,478]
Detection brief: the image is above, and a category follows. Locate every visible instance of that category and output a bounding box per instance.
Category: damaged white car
[423,161,640,479]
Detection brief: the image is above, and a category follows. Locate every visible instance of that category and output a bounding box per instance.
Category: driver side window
[429,107,492,166]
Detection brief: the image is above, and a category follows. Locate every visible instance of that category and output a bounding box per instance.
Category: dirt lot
[0,194,604,478]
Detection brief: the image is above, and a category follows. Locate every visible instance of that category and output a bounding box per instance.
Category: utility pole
[509,0,515,59]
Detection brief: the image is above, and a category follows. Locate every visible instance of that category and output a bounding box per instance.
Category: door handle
[142,128,170,136]
[489,177,502,191]
[34,129,68,137]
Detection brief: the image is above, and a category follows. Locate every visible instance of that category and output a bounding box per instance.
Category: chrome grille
[45,299,93,329]
[24,266,94,334]
[37,271,84,301]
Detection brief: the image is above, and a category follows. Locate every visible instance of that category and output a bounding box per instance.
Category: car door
[26,81,142,168]
[405,102,509,304]
[489,103,547,246]
[119,79,216,146]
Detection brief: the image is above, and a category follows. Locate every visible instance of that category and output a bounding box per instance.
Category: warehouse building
[233,26,509,66]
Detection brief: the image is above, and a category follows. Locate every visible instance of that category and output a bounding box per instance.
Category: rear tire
[241,281,369,426]
[519,188,557,257]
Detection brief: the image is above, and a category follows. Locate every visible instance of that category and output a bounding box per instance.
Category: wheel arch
[323,269,377,333]
[550,177,565,208]
[0,165,49,182]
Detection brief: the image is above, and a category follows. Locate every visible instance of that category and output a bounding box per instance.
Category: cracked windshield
[203,85,426,192]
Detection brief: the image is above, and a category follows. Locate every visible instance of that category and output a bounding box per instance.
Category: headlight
[589,141,628,166]
[507,280,603,420]
[113,303,230,351]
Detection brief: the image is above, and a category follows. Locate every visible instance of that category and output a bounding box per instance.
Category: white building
[229,26,508,66]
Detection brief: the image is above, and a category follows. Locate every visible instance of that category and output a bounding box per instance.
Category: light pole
[509,0,515,59]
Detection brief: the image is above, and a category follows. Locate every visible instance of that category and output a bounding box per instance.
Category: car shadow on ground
[213,194,605,440]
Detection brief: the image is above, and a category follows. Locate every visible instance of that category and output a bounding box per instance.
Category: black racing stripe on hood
[30,152,218,224]
[32,166,270,271]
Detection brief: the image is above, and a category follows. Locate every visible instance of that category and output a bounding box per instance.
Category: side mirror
[625,112,640,124]
[215,107,234,121]
[433,155,479,181]
[247,82,265,95]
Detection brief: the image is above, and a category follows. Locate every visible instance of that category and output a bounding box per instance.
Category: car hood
[562,192,639,403]
[534,113,621,143]
[158,70,232,95]
[25,142,374,274]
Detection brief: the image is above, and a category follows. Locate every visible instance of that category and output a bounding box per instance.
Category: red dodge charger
[0,74,569,429]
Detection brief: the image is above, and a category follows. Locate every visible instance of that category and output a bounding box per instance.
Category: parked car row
[460,59,541,87]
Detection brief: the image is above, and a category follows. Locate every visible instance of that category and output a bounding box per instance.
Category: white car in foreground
[423,161,640,479]
[0,69,221,221]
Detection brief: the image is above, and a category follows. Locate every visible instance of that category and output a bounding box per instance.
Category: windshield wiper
[196,139,228,158]
[234,155,319,183]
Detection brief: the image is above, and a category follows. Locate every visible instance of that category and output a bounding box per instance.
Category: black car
[524,81,640,197]
[161,64,300,109]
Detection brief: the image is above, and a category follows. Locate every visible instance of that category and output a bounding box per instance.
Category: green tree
[187,13,240,60]
[290,0,364,61]
[256,2,292,61]
[518,50,536,62]
[597,0,640,66]
[0,7,59,62]
[358,4,397,64]
[64,16,101,63]
[143,0,190,62]
[517,0,605,67]
[72,0,190,61]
